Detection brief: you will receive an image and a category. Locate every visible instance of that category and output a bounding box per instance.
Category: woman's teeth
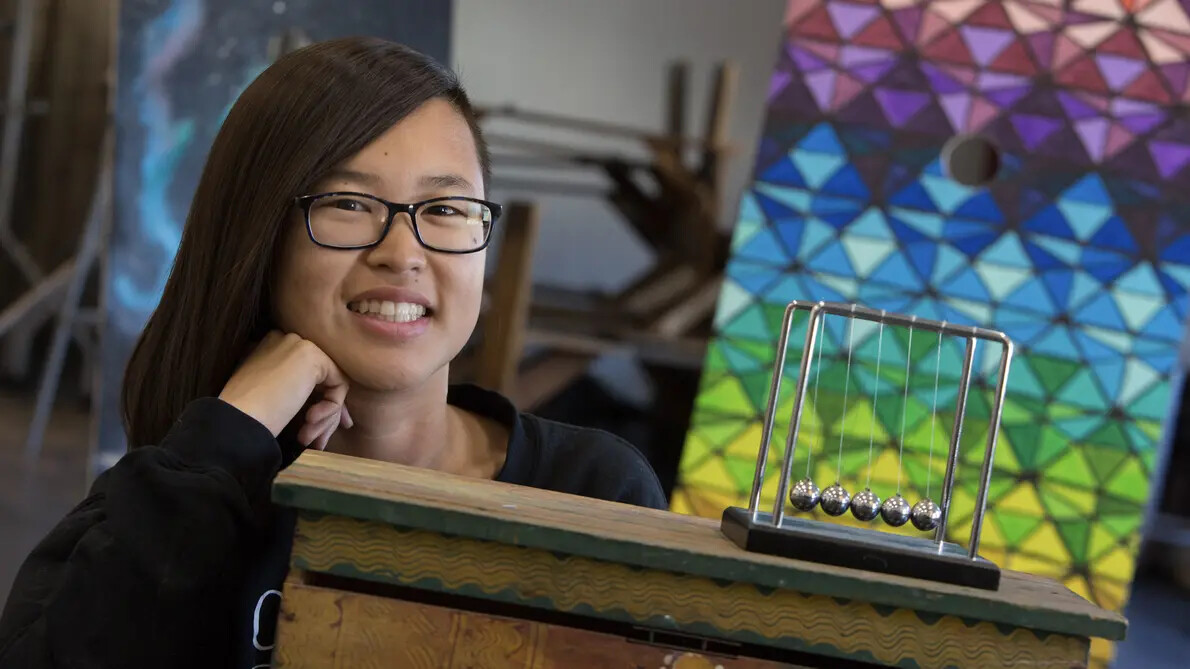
[349,300,427,323]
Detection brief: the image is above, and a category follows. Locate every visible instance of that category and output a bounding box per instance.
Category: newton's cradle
[721,300,1014,590]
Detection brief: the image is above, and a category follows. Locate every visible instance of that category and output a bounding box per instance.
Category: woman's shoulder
[517,413,668,510]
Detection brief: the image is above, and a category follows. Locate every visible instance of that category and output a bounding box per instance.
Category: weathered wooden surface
[274,580,797,669]
[273,450,1127,642]
[288,513,1092,668]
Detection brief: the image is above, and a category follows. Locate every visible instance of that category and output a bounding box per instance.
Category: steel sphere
[819,483,851,516]
[911,498,942,531]
[880,494,911,527]
[850,488,881,521]
[789,477,821,512]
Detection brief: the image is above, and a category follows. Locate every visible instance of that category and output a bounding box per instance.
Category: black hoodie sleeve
[0,398,281,669]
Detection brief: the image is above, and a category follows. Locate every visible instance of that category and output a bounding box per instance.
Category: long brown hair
[122,38,490,448]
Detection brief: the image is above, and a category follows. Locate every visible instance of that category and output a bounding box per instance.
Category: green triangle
[1124,422,1158,452]
[1006,358,1048,401]
[724,455,759,494]
[761,303,793,341]
[1100,513,1142,541]
[1056,520,1091,565]
[1055,368,1111,411]
[720,341,763,374]
[741,370,780,417]
[734,338,778,366]
[1040,488,1089,521]
[691,416,751,449]
[1104,457,1150,503]
[1035,426,1075,468]
[1087,421,1131,450]
[722,303,771,341]
[696,376,757,417]
[1030,356,1083,396]
[703,342,730,375]
[1004,424,1042,468]
[1042,448,1097,487]
[1083,445,1131,483]
[1097,494,1142,517]
[1129,382,1171,422]
[995,511,1044,547]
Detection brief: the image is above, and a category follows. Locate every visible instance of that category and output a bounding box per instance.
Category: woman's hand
[218,331,353,450]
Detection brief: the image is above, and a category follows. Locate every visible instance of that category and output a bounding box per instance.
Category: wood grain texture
[275,581,797,669]
[290,514,1091,669]
[272,450,1126,641]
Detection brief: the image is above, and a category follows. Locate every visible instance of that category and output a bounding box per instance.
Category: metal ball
[911,498,942,531]
[880,494,911,527]
[850,488,881,521]
[789,477,821,512]
[819,483,851,516]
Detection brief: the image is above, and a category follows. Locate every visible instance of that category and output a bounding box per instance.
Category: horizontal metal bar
[789,300,1010,345]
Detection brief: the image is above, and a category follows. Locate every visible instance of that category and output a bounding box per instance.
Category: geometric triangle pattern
[772,0,1190,180]
[676,7,1190,664]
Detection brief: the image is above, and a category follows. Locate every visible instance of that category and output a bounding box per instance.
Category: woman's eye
[426,205,461,216]
[333,198,370,212]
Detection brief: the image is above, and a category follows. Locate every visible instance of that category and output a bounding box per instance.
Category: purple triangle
[790,45,829,73]
[1095,54,1147,91]
[892,7,923,42]
[940,92,971,131]
[1076,118,1110,163]
[805,70,837,111]
[1012,114,1062,150]
[827,2,881,39]
[921,63,965,94]
[874,88,930,127]
[1058,91,1099,121]
[978,72,1029,91]
[985,86,1030,109]
[1112,98,1157,117]
[961,26,1016,66]
[853,61,895,83]
[1028,33,1054,70]
[768,70,793,102]
[1149,141,1190,179]
[1119,112,1166,135]
[839,45,893,69]
[1160,63,1190,97]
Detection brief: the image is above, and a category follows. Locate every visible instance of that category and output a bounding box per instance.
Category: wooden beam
[474,202,540,395]
[646,274,724,338]
[510,351,592,410]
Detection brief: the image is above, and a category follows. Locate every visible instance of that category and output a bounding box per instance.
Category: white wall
[454,0,786,292]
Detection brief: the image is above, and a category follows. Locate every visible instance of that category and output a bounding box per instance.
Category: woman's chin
[338,358,442,393]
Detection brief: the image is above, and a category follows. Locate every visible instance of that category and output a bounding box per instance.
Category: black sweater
[0,384,667,668]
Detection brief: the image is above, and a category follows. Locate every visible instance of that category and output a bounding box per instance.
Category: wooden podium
[270,451,1126,668]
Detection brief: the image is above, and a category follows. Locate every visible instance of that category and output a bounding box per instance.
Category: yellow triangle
[976,511,1008,549]
[671,486,740,519]
[1008,552,1066,579]
[1047,482,1098,516]
[1064,574,1093,602]
[996,482,1044,515]
[1089,525,1121,562]
[1093,577,1129,612]
[1021,521,1070,565]
[1090,546,1136,582]
[678,432,714,469]
[682,456,735,493]
[724,422,766,460]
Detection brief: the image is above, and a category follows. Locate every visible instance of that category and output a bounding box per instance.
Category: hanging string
[807,315,827,478]
[896,320,915,495]
[836,308,858,481]
[925,326,945,498]
[864,317,885,489]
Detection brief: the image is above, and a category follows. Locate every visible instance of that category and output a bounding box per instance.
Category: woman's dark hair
[122,37,490,448]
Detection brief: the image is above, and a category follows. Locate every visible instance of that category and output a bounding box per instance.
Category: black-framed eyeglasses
[294,192,503,254]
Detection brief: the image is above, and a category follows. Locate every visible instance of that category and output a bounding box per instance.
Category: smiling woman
[0,38,666,669]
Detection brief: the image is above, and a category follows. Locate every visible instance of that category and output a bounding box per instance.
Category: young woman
[0,38,666,668]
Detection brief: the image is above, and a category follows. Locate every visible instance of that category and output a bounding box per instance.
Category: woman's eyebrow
[321,168,385,189]
[419,173,475,192]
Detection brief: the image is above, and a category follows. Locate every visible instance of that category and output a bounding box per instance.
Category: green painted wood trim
[271,485,1126,642]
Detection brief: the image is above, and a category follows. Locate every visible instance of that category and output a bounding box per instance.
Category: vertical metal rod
[747,303,798,518]
[935,335,976,547]
[968,339,1014,559]
[772,304,825,525]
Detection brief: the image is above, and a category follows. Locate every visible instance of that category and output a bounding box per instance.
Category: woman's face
[273,99,487,391]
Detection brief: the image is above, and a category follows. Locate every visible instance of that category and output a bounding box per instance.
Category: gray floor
[0,389,1187,666]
